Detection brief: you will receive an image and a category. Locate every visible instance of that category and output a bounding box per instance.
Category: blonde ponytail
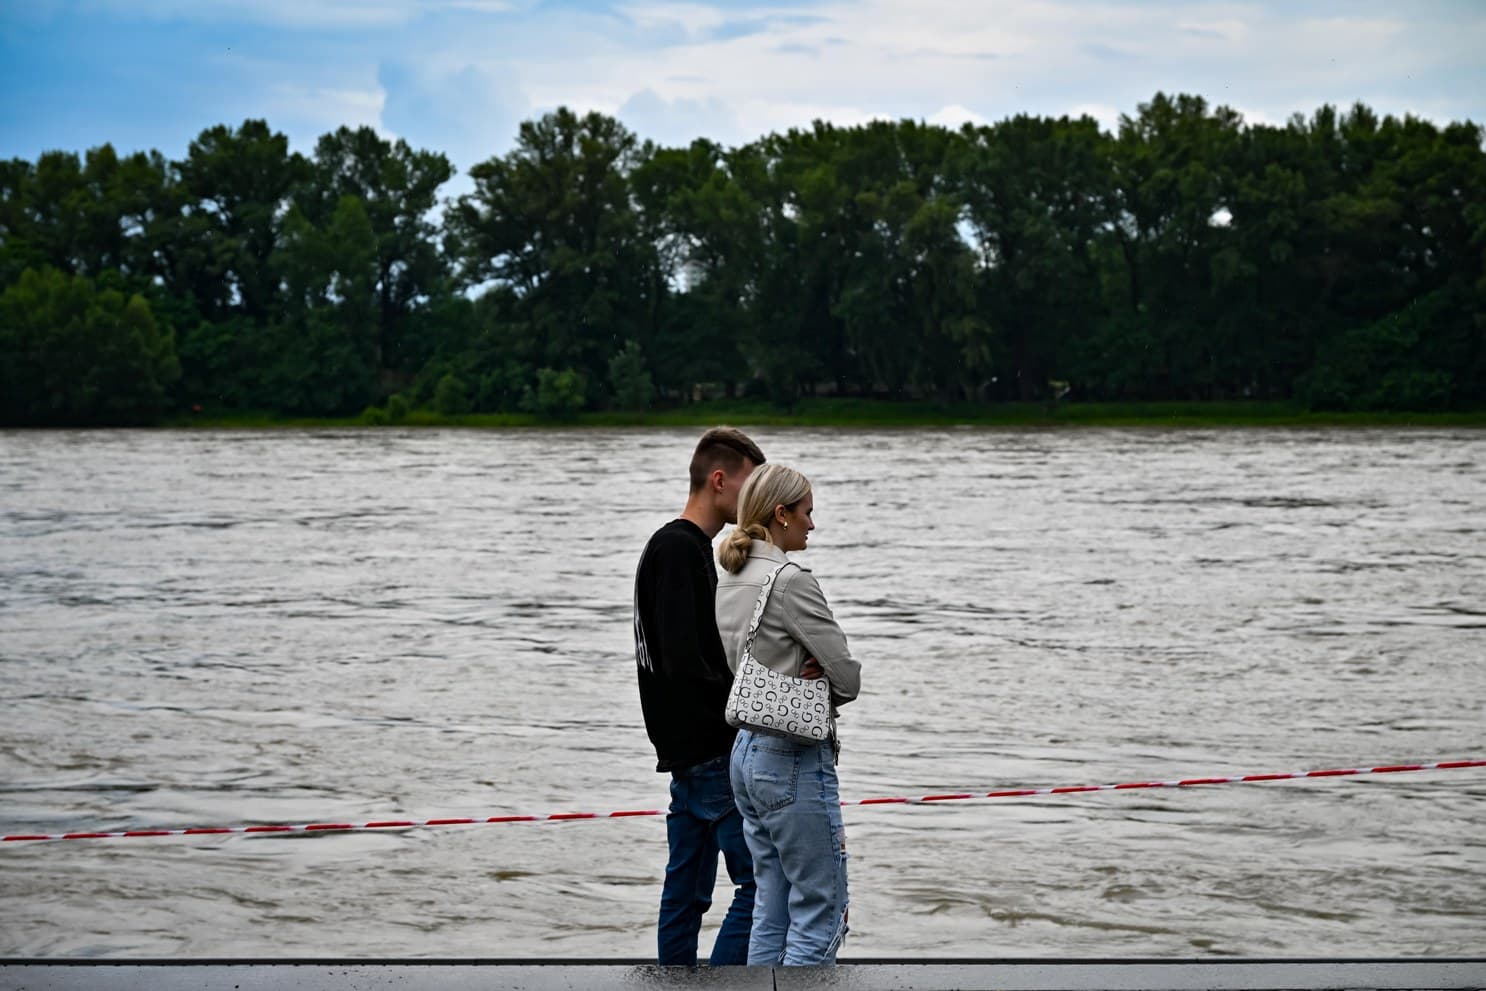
[719,522,770,574]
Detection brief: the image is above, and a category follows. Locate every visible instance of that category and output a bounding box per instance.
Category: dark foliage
[1,96,1482,424]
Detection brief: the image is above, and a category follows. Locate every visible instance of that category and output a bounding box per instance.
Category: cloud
[266,84,387,139]
[926,104,990,130]
[378,61,529,170]
[617,87,738,146]
[1080,42,1138,62]
[1066,103,1122,134]
[5,0,1485,165]
[78,0,518,28]
[471,0,1486,147]
[1177,17,1249,43]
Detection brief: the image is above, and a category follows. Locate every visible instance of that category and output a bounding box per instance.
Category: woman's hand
[801,655,825,679]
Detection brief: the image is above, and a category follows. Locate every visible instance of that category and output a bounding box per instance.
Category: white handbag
[724,561,833,743]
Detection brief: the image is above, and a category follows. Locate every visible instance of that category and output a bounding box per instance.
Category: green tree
[176,120,308,322]
[1096,93,1245,399]
[265,195,380,414]
[630,139,755,398]
[476,360,533,413]
[433,372,473,415]
[300,126,454,373]
[169,120,308,409]
[4,96,1484,420]
[450,108,657,406]
[0,157,42,286]
[830,120,986,398]
[956,114,1110,399]
[0,267,179,425]
[608,339,654,410]
[522,366,587,419]
[1299,289,1457,410]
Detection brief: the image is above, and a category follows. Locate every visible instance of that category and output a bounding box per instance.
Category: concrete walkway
[2,958,1484,991]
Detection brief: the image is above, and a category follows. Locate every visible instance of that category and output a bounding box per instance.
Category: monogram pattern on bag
[725,562,832,742]
[727,658,831,740]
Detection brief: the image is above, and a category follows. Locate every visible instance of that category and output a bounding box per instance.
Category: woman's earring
[783,522,789,529]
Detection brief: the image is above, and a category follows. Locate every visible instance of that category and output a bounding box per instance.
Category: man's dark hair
[689,427,765,491]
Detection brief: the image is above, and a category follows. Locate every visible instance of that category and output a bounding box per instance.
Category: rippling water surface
[0,427,1482,958]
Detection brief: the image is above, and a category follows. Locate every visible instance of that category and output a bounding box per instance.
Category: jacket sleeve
[780,569,861,705]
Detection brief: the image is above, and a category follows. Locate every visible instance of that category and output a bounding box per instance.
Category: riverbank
[170,399,1486,429]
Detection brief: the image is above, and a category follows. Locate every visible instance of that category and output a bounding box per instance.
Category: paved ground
[2,958,1484,991]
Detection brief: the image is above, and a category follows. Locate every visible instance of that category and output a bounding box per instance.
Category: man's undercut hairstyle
[689,427,766,491]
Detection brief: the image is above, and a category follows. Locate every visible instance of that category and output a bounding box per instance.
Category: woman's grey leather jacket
[715,539,861,707]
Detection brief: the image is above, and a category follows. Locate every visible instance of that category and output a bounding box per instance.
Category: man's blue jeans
[730,729,849,966]
[658,754,755,966]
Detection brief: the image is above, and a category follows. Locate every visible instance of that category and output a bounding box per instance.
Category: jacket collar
[748,540,789,566]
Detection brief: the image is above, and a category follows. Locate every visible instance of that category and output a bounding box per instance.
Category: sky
[3,0,1484,181]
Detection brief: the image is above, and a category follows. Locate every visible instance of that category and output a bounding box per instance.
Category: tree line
[2,92,1483,425]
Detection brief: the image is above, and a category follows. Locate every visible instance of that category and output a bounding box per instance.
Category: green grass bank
[172,400,1486,430]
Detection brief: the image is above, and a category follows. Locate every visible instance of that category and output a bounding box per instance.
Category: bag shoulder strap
[744,561,796,652]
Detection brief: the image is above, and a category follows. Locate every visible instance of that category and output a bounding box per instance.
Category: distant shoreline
[156,400,1486,430]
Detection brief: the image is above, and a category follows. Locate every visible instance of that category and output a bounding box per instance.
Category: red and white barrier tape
[3,759,1482,844]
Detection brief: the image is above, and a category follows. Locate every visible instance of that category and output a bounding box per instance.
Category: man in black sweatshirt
[633,426,765,966]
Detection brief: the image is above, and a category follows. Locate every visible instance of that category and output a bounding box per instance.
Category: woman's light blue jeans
[729,728,849,966]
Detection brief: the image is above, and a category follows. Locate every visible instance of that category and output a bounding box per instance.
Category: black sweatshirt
[633,518,737,772]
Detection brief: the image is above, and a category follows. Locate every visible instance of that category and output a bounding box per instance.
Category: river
[0,427,1482,957]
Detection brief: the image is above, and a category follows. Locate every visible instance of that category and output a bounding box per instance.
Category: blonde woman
[716,463,861,966]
